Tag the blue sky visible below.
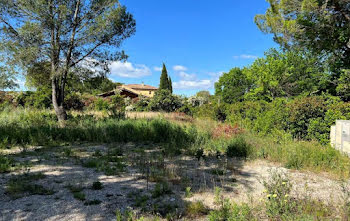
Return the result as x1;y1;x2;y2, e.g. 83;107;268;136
109;0;277;96
16;0;276;96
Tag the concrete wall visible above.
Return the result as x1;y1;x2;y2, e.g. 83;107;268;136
331;120;350;154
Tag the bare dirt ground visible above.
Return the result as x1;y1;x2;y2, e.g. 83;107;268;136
0;143;347;221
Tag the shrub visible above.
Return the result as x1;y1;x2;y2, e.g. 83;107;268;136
149;89;183;112
65;93;85;110
226;137;252;158
286;96;326;140
0;155;14;173
134;96;150;111
23;87;52;109
94;97;109;111
92;181;103;190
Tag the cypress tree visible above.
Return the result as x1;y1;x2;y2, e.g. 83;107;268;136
168;76;173;93
159;63;169;90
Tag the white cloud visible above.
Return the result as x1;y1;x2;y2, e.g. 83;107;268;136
178;71;196;81
153;66;162;72
109;61;151;78
233;54;258;59
173;80;213;90
173;65;188;71
173;70;224;90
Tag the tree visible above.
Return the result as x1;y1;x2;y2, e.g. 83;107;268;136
159;63;170;91
0;71;17;90
26;62;120;95
215;67;251;103
336;69;350;101
0;0;136;123
168;76;173;94
244;49;328;101
255;0;350;72
149;89;182;112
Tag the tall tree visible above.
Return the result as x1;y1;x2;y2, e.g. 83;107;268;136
215;67;251;103
159;63;170;90
255;0;350;72
0;0;136;123
0;72;17;90
168;76;173;94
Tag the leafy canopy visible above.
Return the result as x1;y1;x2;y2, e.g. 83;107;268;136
255;0;350;71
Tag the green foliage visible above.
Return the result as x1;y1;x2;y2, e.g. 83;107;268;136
152;182;172;198
94;98;109;111
0;71;17;90
149;89;182;112
255;0;350;93
185;186;193;198
287;96;326;140
263;171;293;218
159;63;172;92
225;137;252;158
0;0;136;120
208;199;254;221
134;96;150;111
337;69;350;101
23;87;52;109
0;155;14;173
215;67;251;103
185;201;208;218
0;109;198;151
215;49;328;102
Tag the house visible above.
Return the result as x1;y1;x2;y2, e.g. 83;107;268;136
98;83;158;99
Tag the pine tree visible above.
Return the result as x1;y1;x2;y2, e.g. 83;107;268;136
159;63;169;90
168;76;173;94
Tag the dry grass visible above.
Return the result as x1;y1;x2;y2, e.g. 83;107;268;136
126;111;193;122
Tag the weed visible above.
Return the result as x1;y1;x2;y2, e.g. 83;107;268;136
226;137;252;158
0;155;14;173
6;172;54;198
185;186;193;198
214;187;223;205
73;192;86;201
62;147;73;157
208;200;254;221
84;199;101;205
263;170;293;218
152;182;172;198
185;201;208;218
92;181;103;190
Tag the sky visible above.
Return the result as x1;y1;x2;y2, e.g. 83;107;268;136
17;0;277;96
109;0;277;96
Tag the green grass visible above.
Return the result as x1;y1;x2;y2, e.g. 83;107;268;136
1;108;350;179
185;201;208;218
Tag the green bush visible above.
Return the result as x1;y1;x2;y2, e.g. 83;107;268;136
94;97;109;111
226;137;252;158
149;89;182;112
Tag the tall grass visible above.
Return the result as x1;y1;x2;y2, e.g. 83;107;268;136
1;108;349;178
0;108;197;150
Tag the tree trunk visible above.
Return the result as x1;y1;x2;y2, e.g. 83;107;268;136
52;76;67;126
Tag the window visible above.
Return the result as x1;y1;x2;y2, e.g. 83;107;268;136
149;91;152;95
